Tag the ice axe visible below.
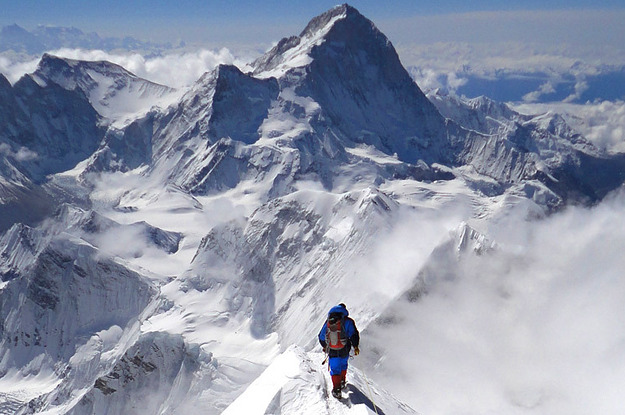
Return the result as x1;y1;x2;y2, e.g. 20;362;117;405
321;346;329;365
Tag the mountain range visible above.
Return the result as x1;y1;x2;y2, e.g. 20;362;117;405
1;4;624;414
0;23;174;55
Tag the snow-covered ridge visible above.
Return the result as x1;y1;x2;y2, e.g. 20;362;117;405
222;346;417;415
33;53;180;127
0;67;104;181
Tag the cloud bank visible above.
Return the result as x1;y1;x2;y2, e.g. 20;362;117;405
0;47;246;88
361;186;625;414
387;10;625;102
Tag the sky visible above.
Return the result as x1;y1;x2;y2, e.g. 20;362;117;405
1;0;624;48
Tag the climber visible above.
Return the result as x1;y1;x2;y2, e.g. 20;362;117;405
318;303;360;399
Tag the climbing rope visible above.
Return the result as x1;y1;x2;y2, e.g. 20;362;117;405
352;351;379;415
361;369;380;415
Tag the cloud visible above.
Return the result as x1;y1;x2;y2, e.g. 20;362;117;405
390;10;625;100
0;53;41;84
385;9;625;60
0;143;38;161
361;186;625;414
563;79;590;103
522;81;557;103
400;40;621;79
46;47;242;88
1;47;246;88
408;67;468;93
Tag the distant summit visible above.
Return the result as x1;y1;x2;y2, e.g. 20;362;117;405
0;23;174;55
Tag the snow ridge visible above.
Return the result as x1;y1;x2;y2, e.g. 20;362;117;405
223;346;417;415
34;53;178;127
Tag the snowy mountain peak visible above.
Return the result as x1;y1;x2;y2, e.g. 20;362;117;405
37;53;132;79
305;3;389;49
252;3;448;165
252;4;386;79
298;3;356;38
4;5;625;415
0;24;44;54
33;53;177;127
1;23;28;37
0;23;172;55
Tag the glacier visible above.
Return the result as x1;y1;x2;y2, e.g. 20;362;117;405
1;4;625;414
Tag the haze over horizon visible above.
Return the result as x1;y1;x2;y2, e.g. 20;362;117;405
1;1;623;54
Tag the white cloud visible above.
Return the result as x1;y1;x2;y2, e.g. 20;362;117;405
46;47;242;88
446;71;468;91
388;10;625;101
1;47;246;88
0;53;41;84
398;40;621;80
385;9;625;64
0;143;38;161
408;66;468;94
563;79;590;103
363;186;625;414
522;81;557;103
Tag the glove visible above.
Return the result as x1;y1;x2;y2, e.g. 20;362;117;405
354;347;360;356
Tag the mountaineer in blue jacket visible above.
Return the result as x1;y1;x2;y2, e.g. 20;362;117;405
318;303;360;398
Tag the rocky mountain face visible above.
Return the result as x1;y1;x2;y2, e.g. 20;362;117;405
428;89;625;204
0;70;103;182
0;66;104;231
253;5;450;165
1;4;625;415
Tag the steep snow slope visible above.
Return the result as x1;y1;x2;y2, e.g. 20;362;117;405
0;179;54;232
32;4;621;210
0;233;159;413
0;68;103;228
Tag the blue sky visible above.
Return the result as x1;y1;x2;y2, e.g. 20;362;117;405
2;0;624;22
1;0;624;47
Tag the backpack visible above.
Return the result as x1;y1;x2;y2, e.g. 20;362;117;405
326;313;348;350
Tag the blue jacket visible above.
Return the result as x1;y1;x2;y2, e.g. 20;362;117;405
318;304;360;357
